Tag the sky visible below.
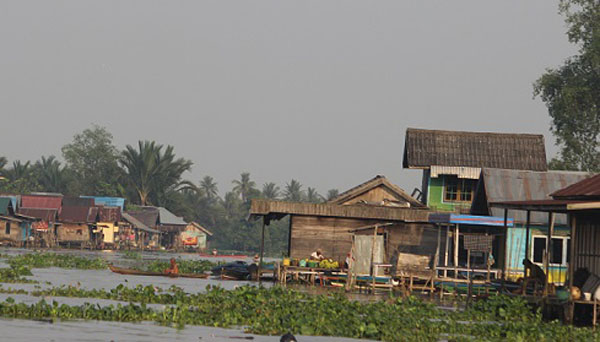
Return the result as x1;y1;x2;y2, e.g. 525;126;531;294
0;1;577;197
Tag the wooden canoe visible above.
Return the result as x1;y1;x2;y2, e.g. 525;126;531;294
109;265;209;279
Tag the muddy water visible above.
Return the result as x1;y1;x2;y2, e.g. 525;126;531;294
0;248;371;341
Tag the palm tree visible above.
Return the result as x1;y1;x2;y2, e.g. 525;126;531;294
262;182;280;200
306;187;322;203
120;140;193;205
200;176;219;201
4;160;32;181
35;156;69;193
283;179;304;202
0;157;7;180
232;172;256;202
326;189;340;201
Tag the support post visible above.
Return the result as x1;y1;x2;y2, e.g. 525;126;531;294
259;217;266;284
568;214;577;323
525;210;531;270
434;224;441;274
444;225;450;278
454;224;459;278
502;208;508;284
545;212;556;296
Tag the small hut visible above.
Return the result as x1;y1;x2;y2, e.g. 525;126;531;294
178;222;213;251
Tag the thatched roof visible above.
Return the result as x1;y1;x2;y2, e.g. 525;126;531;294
402;128;547;171
327;175;425;208
249;199;431;222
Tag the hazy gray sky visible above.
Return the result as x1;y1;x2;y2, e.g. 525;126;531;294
0;1;575;196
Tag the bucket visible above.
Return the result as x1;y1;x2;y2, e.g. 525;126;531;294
283;258;290;266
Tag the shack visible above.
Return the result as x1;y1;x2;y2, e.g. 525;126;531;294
18;208;59;247
403;128;548;212
95;206;122;247
250;176;436;276
57;205;98;247
0;197;33;246
178;222;213;250
121;212;161;249
472;168;589;283
126;206;186;249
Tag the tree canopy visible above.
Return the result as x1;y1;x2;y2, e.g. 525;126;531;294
535;0;600;171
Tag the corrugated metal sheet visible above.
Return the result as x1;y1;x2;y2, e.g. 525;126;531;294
476;168;589;225
403;128;547;171
21;195;63;210
429;213;513;227
18;208;58;222
99;207;121;222
63;197;94;207
0;198;12;216
430;166;481;179
59;206;97;223
80;196;125;210
158;207;187;225
126;210;159;228
551;173;600;199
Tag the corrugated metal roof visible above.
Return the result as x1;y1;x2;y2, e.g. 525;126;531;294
80;196;125;210
126;210;159;228
551;173;600;199
21;194;63;210
158;207;187;225
18;208;58;222
430;166;481;179
473;168;590;225
63;197;94;207
99;207;121;222
0;198;13;216
402;128;547;171
59;206;97;223
121;212;161;234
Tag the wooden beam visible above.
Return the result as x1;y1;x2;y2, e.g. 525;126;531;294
454;224;459;278
568;214;577;323
525;210;531;267
502;208;508;282
545;212;556;296
259;218;266;283
566;202;600;211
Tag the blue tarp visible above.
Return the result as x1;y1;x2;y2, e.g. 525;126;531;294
429;213;514;227
80;196;125;210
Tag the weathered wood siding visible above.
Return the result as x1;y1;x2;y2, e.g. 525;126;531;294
573;212;600;276
339;185;411;206
289;215;381;262
57;223;90;243
0;220;22;243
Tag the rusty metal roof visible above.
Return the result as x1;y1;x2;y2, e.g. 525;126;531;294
126;210;159;228
402;128;547;171
98;206;121;222
63;196;94;207
21;194;63;211
472;168;590;225
551;173;600;199
18;208;58;222
59;206;98;223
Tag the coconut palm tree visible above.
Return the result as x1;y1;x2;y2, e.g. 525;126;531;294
120;140;193;205
232;172;257;202
283;179;304;202
306;187;322;203
34;156;69;193
200;176;219;201
262;182;280;200
4;160;32;181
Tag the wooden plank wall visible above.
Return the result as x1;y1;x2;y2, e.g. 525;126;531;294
339;186;408;205
289;216;381;262
0;220;22;243
57;223;90;242
574;213;600;276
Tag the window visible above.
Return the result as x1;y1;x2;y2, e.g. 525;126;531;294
531;235;570;266
444;176;475;202
5;222;10;235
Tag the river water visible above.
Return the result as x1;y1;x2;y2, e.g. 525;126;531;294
0;248;371;342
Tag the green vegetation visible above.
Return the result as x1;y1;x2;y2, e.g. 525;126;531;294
5;253;108;270
0;284;596;341
535;0;600;171
0;267;36;284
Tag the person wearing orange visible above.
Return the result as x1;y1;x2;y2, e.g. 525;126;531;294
164;258;179;275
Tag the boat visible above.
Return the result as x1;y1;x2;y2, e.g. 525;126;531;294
109;265;209;279
211;261;255;280
198;254;248;258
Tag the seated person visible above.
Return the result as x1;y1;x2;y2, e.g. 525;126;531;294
164;258;179;275
310;248;325;261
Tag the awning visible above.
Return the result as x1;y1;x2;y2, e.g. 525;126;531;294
429;213;513;227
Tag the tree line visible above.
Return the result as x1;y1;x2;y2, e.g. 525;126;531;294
0;125;340;255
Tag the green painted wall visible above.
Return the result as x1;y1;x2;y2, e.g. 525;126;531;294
426;176;471;212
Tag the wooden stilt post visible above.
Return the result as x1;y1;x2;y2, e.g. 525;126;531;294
568;214;577;323
525;210;531;273
444;225;450;278
454;224;459;278
259;217;266;284
502;209;508;290
545;212;555;296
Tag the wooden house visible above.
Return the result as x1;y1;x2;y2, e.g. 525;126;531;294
0;197;33;247
57;205;98;247
250;176;438;276
121;212;161;249
403;128;548;213
95;206;122;247
178;222;213;250
18;193;64;248
126;206;187;249
471;168;589;283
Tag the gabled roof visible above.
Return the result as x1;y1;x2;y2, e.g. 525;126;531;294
158;207;187;225
402;128;547;171
471;168;589;225
21;194;63;211
18;208;58;222
121;212;161;234
59;206;98;223
188;222;213;236
98;206;121;222
327;175;425;208
0;197;14;216
551;173;600;199
126;210;159;228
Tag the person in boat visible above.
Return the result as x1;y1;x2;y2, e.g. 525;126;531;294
310;248;325;261
253;254;260;264
212;248;218;256
280;333;297;342
164;258;179;275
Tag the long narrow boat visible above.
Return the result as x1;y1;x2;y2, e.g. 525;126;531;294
109;265;209;279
